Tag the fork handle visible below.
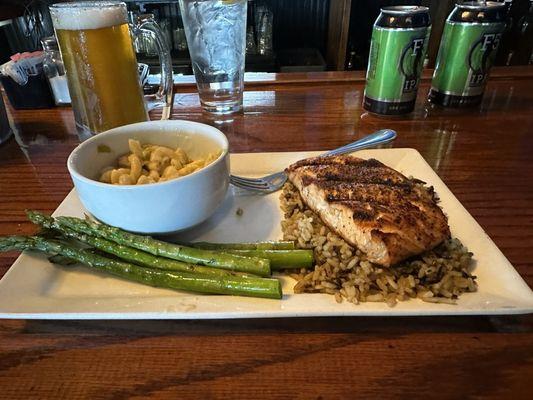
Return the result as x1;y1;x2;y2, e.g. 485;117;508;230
322;129;397;157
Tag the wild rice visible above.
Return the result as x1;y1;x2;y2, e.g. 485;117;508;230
280;182;477;306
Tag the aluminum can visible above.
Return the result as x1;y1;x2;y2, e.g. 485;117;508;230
428;1;507;107
363;6;431;115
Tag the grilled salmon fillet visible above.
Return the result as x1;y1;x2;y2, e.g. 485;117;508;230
285;155;450;267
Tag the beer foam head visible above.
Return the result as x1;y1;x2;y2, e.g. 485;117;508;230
50;1;127;30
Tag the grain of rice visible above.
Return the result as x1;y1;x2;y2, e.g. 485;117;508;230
366;293;384;302
335;292;343;303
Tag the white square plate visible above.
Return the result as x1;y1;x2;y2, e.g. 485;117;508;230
1;148;532;319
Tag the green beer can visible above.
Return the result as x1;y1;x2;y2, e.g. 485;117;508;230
363;6;431;115
429;1;507;107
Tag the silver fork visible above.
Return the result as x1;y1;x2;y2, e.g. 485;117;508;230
230;128;397;193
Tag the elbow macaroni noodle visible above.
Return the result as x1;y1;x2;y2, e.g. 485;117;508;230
99;139;221;185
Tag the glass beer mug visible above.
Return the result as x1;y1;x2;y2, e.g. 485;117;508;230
49;1;173;139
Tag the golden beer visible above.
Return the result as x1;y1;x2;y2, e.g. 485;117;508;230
51;2;147;135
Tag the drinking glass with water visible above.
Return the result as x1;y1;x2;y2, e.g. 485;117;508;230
179;0;247;114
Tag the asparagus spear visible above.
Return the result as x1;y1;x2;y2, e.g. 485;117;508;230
48;254;77;265
27;211;252;278
220;249;313;270
49;215;271;277
191;241;295;250
189;240;312;268
0;236;282;299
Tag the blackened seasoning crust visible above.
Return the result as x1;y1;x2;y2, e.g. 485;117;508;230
286;155;451;266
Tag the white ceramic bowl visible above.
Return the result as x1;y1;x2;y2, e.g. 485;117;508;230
67;120;230;234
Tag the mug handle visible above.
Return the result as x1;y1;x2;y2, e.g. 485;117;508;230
133;15;173;120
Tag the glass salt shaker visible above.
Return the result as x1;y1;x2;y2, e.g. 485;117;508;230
41;36;71;106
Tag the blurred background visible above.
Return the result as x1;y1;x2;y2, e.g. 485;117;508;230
0;0;531;76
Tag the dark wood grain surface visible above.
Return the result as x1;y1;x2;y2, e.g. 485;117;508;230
1;67;532;399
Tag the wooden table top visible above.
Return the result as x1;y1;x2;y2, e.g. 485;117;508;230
1;67;532;399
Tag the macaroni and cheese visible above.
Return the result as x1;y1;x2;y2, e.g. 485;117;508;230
99;139;221;185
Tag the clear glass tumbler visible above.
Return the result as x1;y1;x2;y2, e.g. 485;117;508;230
179;0;247;114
